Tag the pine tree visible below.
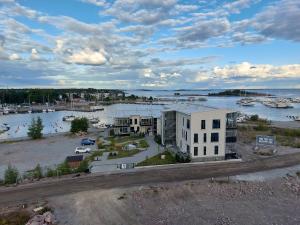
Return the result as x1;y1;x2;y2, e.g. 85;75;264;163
27;116;44;139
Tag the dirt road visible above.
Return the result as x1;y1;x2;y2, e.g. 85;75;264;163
1;152;300;206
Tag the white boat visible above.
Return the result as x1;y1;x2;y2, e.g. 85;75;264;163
0;123;10;132
42;109;47;113
63;115;76;122
47;109;55;112
89;117;100;124
92;122;107;129
28;110;32;114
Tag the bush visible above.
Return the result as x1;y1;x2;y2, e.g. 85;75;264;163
254;123;269;131
109;129;115;136
250;114;259;121
76;160;89;173
56;161;71;175
27;116;44;139
33;164;43;179
70;117;89;133
4;164;19;184
46;168;56;177
154;135;162;144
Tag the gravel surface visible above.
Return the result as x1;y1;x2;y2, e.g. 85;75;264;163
49;177;300;225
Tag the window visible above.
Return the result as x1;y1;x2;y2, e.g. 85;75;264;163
183;117;184;126
214;146;219;155
130;119;133;125
203;146;206;155
194;133;198;143
213;119;221;129
211;133;219;142
203;133;207;143
194;147;198;156
187;145;190;154
201;120;206;129
134;119;137;125
187;119;190;129
185;131;187;141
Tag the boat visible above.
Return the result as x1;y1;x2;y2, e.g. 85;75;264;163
0;123;10;132
28;110;32;114
92;122;107;129
47;109;55;112
237;98;255;106
42;109;47;113
89;117;99;124
63;115;76;122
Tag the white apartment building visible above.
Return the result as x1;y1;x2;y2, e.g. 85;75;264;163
161;104;237;161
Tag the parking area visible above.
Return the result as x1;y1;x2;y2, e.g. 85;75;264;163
0;133;98;179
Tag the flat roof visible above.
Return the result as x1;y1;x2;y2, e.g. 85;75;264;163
161;103;232;115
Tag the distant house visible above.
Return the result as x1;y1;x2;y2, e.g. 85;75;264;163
66;155;83;169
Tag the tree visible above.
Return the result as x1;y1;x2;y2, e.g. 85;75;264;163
70;117;89;133
33;164;43;179
4;164;19;184
27;116;44;139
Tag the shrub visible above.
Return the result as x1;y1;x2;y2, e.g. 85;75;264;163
250;114;259;121
109;129;115;136
154;135;162;144
76;160;89;173
33;164;43;179
70;117;89;133
46;168;56;177
254;123;268;131
4;164;19;184
27;116;44;139
56;161;71;175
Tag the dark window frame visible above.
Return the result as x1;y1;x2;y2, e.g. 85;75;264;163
194;147;198;156
203;133;207;143
194;133;198;143
211;132;219;142
201;120;206;129
212;119;221;129
203;146;207;155
214;145;219;155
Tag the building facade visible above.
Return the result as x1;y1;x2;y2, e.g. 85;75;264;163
113;115;159;136
161;104;237;161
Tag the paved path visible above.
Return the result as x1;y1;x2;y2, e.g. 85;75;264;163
91;136;164;173
1;152;300;206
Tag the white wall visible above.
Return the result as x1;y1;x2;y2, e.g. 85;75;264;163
189;109;227;159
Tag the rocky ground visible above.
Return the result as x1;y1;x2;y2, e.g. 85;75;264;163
48;176;300;225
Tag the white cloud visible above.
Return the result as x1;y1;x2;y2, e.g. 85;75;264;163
66;48;108;65
9;53;21;60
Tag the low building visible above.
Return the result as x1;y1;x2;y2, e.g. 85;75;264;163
66;155;83;169
161;104;237;162
113;115;159;136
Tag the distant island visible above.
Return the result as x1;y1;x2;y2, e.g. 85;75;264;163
208;89;272;97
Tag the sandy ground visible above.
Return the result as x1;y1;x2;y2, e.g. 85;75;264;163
49;177;300;225
0;133;98;179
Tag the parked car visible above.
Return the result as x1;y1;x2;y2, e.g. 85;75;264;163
81;138;96;145
75;147;91;154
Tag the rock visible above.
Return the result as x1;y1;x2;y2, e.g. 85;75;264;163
43;211;55;224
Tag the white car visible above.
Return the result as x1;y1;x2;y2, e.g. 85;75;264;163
75;147;91;154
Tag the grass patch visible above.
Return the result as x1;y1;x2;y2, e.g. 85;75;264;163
0;211;31;225
86;151;104;162
138;139;149;148
238;126;300;148
137;151;176;167
107;149;141;159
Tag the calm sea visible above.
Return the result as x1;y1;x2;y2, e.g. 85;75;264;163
0;89;299;140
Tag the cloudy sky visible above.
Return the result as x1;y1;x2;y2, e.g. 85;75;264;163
0;0;300;89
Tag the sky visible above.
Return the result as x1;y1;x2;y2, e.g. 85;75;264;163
0;0;300;89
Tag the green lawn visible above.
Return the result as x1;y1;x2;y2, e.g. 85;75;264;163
107;149;141;159
108;135;144;144
137;151;176;167
86;151;104;162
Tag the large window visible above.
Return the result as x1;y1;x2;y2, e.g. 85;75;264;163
187;145;190;154
214;146;219;155
134;119;138;125
212;119;220;129
187;119;190;129
211;133;219;142
201;120;206;129
203;133;207;143
194;147;198;156
183;117;184;126
185;131;187;141
203;146;206;155
194;133;198;143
